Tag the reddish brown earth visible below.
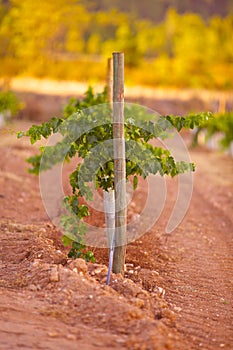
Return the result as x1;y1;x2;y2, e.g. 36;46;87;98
0;121;232;350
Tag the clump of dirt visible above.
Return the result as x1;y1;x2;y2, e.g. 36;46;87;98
0;220;179;350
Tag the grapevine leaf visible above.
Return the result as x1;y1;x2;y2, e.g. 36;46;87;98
62;235;72;246
133;175;138;190
17;131;24;138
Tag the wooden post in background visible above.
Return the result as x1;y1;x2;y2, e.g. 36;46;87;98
112;52;127;275
107;57;113;105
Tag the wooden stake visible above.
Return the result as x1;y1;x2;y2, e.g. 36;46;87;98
112;52;127;275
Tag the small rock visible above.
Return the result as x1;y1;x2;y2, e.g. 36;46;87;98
94;267;107;274
130;202;136;209
157;287;166;297
174;306;182;312
28;284;37;291
66;334;77;340
68;258;88;274
152;270;159;276
49;266;59;282
48;332;58;337
32;259;41;266
125;263;134;268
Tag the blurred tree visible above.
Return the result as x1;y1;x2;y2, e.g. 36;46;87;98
1;0;89;68
207;15;233;63
0;0;9;56
0;1;232;88
86;34;101;54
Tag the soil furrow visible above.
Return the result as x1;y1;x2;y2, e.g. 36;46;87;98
160;156;233;349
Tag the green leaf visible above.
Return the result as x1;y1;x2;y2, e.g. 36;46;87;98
133;175;138;190
62;235;72;246
85;251;95;262
17;131;24;138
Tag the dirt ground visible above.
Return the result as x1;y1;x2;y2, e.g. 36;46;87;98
0;119;232;350
8;77;232;121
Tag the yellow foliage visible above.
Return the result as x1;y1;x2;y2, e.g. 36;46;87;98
0;2;232;89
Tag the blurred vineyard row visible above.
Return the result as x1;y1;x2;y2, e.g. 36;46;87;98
0;0;232;89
